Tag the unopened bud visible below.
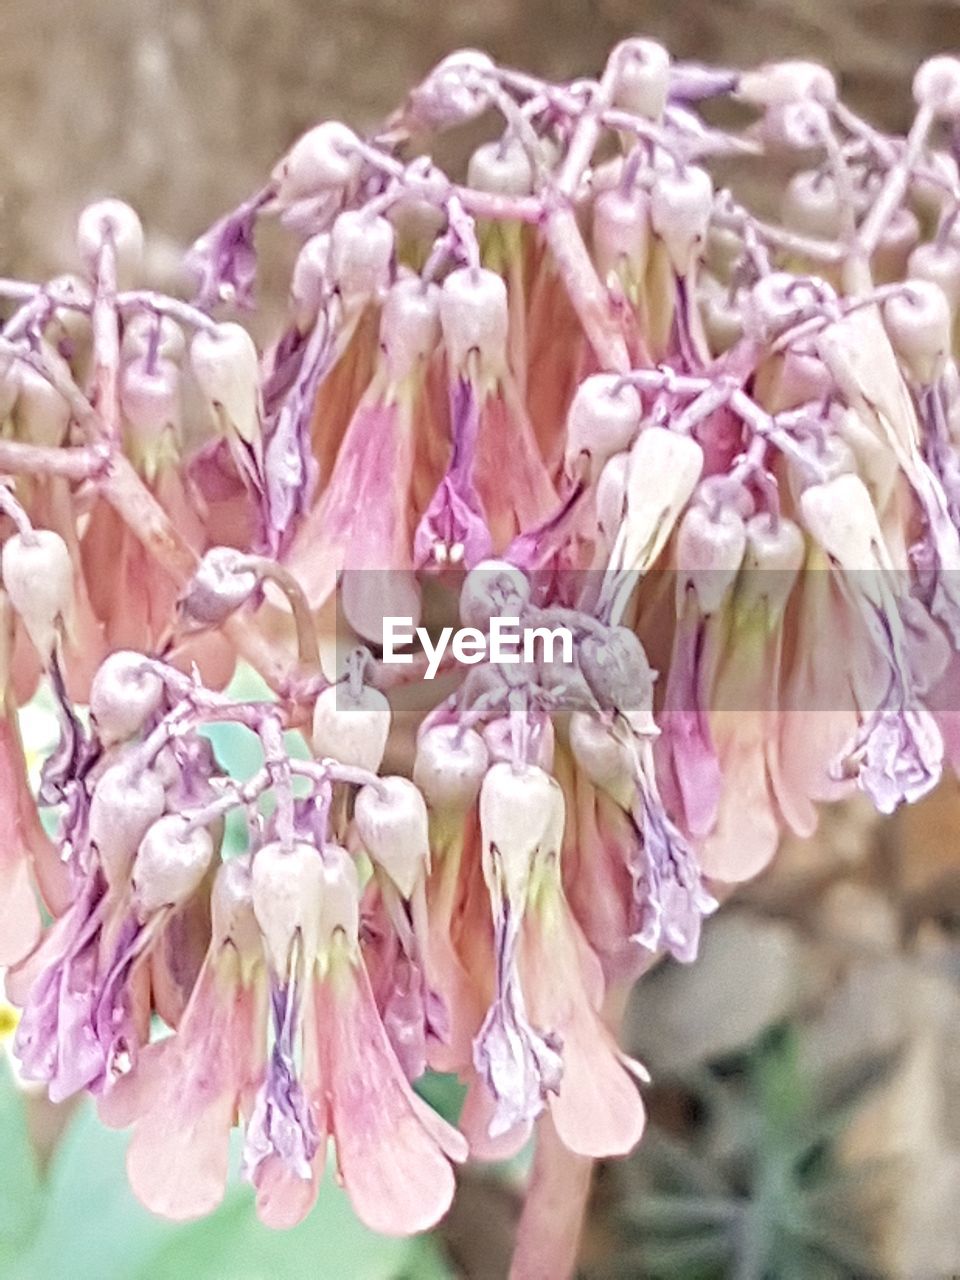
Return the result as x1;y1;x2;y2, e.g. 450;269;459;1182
1;529;73;661
380;278;440;383
479;760;564;904
291;234;331;327
907;241;960;314
318;843;360;949
330;211;394;299
89;764;166;886
179;546;258;628
565;375;642;477
311;683;391;773
677;501;747;614
13;360;72;447
467;138;535;196
408;49;494;128
872;207;920;283
620;427;704;572
913;56;960;118
413;723;489;813
439;267;509;371
799;473;888;571
737;512;806;615
354;776;429;897
120;356;181;444
738;60;836;107
459;559;530;630
190;322;261;445
132;815;214;917
76;199;144;283
884;281;953;383
650;166;713;274
781;170;843;239
569;711;633;793
595;450;630;546
482;715;555;771
211;856;261;959
250;839;323;972
121;312;186;361
273;122;362;203
610;38;670;119
90;650;165;745
592;187;651;282
743;272;835;343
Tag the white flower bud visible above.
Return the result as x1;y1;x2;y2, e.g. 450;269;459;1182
884;281;953;384
781;170;843;239
459;559;530;630
190;322;261;446
330;211;394;300
273;121;363;203
132;815;214;917
872;207;920;283
592;187;651;282
565;375;642;477
413;723;489;812
677;501;747;614
913;56;960;118
482;716;555;772
738;60;836;107
90;650;165;745
467;139;535;196
179;546;258;628
211;856;262;958
738;513;806;614
250;839;323;972
311;683;391;773
88;764;166;886
618;428;704;572
1;529;73;661
650;166;713;274
13;361;72;447
119;356;181;441
479;760;564;905
76;199;144;282
121;312;186;362
291;233;331;326
742;272;835;343
610;38;670;119
317;843;360;949
380;278;440;383
907;241;960;314
700;282;744;355
799;473;890;572
439;267;509;371
354;776;429;898
409;49;495;128
569;711;633;794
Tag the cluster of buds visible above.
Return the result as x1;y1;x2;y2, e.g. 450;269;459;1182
2;36;960;1266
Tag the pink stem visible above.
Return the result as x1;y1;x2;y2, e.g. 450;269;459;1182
509;1113;594;1280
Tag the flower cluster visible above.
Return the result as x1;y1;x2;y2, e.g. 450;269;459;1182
1;36;960;1256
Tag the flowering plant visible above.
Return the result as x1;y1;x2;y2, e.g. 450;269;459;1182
2;38;960;1277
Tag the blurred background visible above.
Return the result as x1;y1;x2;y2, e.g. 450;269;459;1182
2;2;960;1277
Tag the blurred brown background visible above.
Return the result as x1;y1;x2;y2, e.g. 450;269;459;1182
3;2;960;1276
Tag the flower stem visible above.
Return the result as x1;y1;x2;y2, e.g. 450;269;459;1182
509;1113;594;1280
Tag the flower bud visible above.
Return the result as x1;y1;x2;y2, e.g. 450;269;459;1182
413;722;489;812
592;187;652;282
190;322;261;446
330;211;394;300
250;839;323;972
759;100;830;152
467;139;535;196
273;122;362;203
883;281;952;383
595;450;630;546
743;272;835;343
13;361;72;447
479;760;564;904
564;375;642;477
872;207;920;283
408;49;494;128
677;501;747;614
311;683;391;773
738;60;836;107
909;151;960;222
179;546;258;628
1;529;73;661
739;513;806;614
121;312;186;362
907;241;960;314
650;166;713;274
354;776;429;898
211;856;262;958
781;170;843;239
76;199;144;282
569;711;633;793
318;843;360;949
132;815;214;917
610;38;670;119
291;233;331;327
88;764;166;886
380;278;440;383
620;427;704;572
579;626;656;722
119;356;181;443
459;559;530;630
913;56;960;118
439;267;509;371
772;349;833;412
700;287;744;355
90;650;165;745
799;473;888;571
482;715;555;771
